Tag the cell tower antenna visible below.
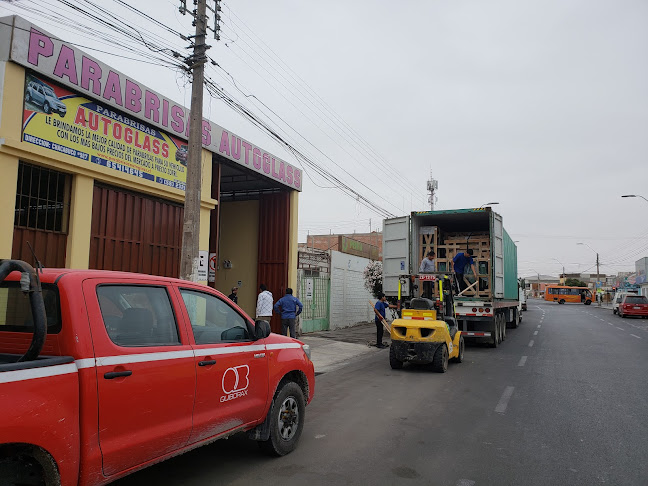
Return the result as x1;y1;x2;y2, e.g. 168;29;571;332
427;170;438;210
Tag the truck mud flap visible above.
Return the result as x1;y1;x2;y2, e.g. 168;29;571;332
391;341;441;363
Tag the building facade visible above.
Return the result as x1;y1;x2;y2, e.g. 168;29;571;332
0;16;301;331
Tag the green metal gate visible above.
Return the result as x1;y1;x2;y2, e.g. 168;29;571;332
299;274;330;333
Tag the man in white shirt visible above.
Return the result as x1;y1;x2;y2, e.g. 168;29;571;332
256;284;274;322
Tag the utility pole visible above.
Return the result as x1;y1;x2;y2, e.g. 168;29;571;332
178;0;221;281
596;252;601;307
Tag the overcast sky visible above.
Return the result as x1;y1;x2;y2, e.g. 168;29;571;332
2;0;647;278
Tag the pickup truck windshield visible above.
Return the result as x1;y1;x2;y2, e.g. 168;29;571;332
0;283;61;333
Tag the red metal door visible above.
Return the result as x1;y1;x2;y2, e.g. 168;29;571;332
257;192;290;334
89;184;183;277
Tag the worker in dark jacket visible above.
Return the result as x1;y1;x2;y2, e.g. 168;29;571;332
273;288;303;338
374;292;396;348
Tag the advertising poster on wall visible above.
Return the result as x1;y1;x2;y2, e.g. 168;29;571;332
22;73;188;191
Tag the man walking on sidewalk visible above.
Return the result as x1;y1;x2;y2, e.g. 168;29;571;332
374;292;396;348
274;288;303;338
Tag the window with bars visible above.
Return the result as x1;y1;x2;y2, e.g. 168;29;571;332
14;162;71;233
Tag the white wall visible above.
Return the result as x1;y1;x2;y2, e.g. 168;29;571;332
329;251;375;330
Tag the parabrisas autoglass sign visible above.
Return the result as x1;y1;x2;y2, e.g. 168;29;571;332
8;17;302;191
23;74;187;190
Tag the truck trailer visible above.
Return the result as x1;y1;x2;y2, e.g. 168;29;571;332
383;208;520;347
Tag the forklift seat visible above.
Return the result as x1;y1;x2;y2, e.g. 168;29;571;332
409;298;435;310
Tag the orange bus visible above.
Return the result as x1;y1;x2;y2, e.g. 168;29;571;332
544;286;593;305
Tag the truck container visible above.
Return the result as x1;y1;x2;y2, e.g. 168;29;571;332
383;208;520;347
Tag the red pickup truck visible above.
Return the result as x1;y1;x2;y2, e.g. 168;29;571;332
0;260;315;486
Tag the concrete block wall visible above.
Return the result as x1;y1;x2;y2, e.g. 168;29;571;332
329;251;375;329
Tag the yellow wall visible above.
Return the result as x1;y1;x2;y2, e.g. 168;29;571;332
288;191;299;290
215;200;259;317
0;153;18;259
0;61;216;269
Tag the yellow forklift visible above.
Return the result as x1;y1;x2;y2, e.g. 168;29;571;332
389;273;464;372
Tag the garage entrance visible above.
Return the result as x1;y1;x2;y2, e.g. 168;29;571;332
214;158;293;334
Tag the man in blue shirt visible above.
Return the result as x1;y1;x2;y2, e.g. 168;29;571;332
374;292;396;348
273;288;303;338
453;249;478;293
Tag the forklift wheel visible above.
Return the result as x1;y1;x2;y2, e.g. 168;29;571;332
432;344;448;373
451;336;464;363
389;345;403;369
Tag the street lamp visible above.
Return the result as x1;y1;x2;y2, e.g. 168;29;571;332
621;194;648;204
479;202;499;208
577;242;600;307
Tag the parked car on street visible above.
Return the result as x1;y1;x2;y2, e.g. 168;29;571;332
25;80;67;117
0;260;315;486
617;294;648;318
612;290;638;314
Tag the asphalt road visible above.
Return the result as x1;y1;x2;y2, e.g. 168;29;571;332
114;300;648;485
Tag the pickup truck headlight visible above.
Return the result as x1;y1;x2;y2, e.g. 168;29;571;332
302;344;311;360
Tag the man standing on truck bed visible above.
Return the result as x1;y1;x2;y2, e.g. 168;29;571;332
453;249;478;293
419;250;436;298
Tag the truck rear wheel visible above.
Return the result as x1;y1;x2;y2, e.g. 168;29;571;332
432;344;448;373
389;345;403;369
259;382;305;456
490;317;499;348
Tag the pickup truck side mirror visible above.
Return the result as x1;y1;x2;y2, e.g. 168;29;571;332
254;320;271;340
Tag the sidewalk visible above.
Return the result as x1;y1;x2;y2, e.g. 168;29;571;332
300;322;390;374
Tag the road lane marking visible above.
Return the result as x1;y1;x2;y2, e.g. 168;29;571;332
518;356;528;367
495;386;515;414
528;340;534;347
616;327;625;331
537;325;541;328
533;331;538;335
608;323;613;326
630;334;641;339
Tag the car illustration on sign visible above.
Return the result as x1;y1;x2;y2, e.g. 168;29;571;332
176;144;188;165
25;79;67;118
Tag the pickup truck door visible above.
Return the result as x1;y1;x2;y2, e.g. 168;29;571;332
176;287;269;444
85;280;195;477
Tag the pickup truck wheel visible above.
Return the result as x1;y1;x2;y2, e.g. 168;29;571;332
613;309;617;314
259;382;305;456
0;456;45;486
432;344;448;373
389;345;403;369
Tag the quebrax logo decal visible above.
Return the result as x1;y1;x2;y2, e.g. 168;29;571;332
221;365;249;402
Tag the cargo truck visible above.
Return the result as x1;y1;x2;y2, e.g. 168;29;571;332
383;208;520;348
